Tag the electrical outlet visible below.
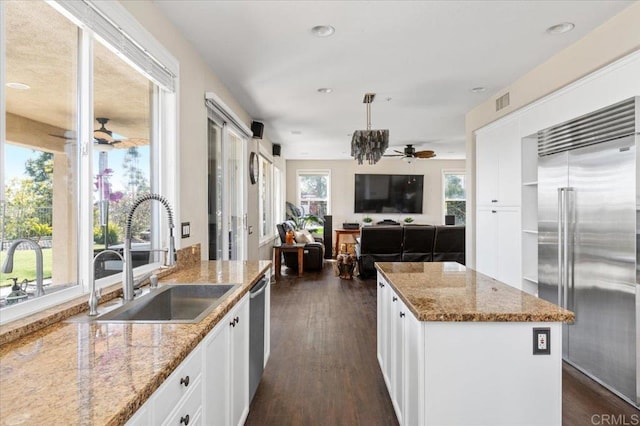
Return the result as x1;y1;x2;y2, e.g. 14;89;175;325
181;222;190;239
533;328;551;355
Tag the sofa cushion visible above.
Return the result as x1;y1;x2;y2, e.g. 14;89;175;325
294;229;315;244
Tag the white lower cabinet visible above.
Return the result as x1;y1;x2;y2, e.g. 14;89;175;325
377;273;422;426
203;293;250;426
126;293;251;426
476;206;521;289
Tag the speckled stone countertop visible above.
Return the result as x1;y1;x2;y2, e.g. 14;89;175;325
375;262;574;323
0;260;271;426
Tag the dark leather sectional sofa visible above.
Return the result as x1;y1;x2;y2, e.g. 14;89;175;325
355;224;465;278
276;221;325;271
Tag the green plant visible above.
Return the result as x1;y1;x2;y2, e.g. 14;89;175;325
403;217;414;223
93;223;121;245
363;216;373;223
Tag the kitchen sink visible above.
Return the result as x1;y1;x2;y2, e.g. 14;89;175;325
92;284;240;323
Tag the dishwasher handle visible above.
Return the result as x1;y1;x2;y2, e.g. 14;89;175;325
250;276;268;299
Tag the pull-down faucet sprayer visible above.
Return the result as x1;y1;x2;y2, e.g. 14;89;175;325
123;194;176;301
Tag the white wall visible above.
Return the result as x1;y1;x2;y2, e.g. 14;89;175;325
286;159;465;229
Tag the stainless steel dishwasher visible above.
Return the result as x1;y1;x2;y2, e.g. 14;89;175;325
249;275;268;401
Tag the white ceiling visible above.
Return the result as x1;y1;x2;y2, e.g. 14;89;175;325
153;0;633;160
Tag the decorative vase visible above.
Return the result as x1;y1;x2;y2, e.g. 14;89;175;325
285;230;295;244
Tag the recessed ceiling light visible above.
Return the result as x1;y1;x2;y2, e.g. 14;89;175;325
311;25;335;37
6;82;30;90
470;87;486;93
291;130;302;135
317;88;333;94
546;22;575;35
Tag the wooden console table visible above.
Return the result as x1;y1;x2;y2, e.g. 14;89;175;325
334;228;361;258
273;243;306;279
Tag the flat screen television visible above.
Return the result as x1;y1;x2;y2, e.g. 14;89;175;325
354;174;424;213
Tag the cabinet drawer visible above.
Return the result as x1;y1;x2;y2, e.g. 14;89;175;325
162;379;202;426
154;345;202;422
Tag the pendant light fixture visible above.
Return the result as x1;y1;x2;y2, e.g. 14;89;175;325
351;93;389;165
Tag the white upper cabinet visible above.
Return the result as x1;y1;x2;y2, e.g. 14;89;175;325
476;118;522;207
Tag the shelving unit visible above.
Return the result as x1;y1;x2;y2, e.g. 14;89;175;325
521;135;538;296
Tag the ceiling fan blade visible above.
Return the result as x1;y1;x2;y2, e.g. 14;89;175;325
48;133;69;140
415;150;436;159
383;154;403;157
94;131;115;144
393;150;404;154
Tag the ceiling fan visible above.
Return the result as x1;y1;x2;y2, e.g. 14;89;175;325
383;144;436;160
48;117;122;146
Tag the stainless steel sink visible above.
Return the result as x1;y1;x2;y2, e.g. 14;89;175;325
93;284;240;323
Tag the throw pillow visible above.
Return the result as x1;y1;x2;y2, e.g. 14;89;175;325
294;230;315;244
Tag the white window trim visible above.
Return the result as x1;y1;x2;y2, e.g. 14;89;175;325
442;169;466;220
0;0;179;324
258;152;274;245
296;169;331;215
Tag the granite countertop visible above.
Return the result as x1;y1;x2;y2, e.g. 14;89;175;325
0;260;271;426
375;262;574;323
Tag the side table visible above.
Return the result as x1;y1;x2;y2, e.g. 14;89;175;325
273;243;306;279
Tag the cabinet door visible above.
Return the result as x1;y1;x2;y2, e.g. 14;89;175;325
376;276;389;377
475;132;499;206
203;314;230;426
230;295;250;426
496;119;522;206
403;307;422;426
497;207;521;288
390;290;404;424
475;208;499;278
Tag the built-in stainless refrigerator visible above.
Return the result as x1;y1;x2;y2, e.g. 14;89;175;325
538;97;639;407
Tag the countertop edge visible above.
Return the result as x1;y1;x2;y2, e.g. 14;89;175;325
375;263;575;323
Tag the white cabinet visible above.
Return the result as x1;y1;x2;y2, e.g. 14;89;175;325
476;118;521;207
476;206;521;288
127;291;254;426
203;293;250;426
377;275;423;426
126;345;203;426
476;117;523;290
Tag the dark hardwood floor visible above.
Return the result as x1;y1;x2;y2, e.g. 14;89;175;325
246;262;639;425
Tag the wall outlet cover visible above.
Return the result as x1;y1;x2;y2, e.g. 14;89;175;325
533;327;551;355
181;222;190;239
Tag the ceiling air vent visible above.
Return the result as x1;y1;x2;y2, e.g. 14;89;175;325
495;92;510;111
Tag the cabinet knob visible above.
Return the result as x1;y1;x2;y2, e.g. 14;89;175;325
180;375;190;387
491;210;497;213
235;316;240;324
491;199;498;203
392;296;398;302
378;282;384;288
400;312;406;318
230;320;236;327
180;414;190;425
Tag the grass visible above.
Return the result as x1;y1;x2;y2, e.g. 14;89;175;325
0;248;53;287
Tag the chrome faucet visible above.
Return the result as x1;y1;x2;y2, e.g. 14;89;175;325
2;238;44;297
123;193;176;301
89;249;124;316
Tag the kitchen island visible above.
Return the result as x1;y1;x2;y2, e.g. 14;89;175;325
375;262;574;426
0;259;271;426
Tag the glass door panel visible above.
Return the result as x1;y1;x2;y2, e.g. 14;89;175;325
227;130;245;260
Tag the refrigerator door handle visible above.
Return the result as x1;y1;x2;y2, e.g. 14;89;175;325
557;188;565;308
565;188;575;311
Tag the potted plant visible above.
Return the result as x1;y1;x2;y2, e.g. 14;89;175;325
362;216;373;226
403;217;414;224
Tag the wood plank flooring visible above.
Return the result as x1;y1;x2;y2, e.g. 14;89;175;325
246;262;639;425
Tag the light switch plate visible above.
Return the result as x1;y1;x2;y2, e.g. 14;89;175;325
533;327;551;355
181;222;190;238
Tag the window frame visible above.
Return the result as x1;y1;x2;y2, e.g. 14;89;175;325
0;0;178;323
442;169;466;225
296;169;331;218
257;150;274;244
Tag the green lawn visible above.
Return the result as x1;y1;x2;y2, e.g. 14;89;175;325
0;248;53;287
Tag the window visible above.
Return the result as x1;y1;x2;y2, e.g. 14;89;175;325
443;171;466;225
296;170;330;219
1;0;177;321
273;166;283;224
258;155;272;240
